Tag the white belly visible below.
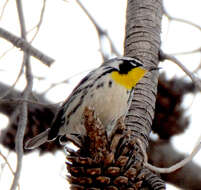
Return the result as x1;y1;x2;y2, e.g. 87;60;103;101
61;76;132;135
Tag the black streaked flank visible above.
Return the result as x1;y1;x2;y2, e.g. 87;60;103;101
75;70;94;87
109;80;112;88
48;89;88;140
64;83;94;112
48;106;66;140
66;89;88;120
96;82;104;89
48;66;116;140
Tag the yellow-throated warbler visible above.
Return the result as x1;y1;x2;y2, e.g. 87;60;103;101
25;57;150;149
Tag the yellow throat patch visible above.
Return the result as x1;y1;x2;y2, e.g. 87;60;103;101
111;67;147;90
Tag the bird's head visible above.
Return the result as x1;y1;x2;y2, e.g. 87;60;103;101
105;57;148;90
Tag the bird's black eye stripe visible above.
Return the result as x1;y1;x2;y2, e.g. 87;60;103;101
119;59;142;74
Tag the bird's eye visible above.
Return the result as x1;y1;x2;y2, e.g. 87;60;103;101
130;61;137;67
119;60;134;74
118;59;143;74
130;60;143;67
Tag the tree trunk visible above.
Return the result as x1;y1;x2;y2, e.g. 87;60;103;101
125;0;162;148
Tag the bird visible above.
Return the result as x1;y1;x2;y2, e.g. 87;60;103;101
25;57;150;149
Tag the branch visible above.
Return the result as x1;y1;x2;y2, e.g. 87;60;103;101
0;82;54;116
75;0;120;60
158;50;201;172
0;97;58;107
10;1;33;189
0;151;20;189
124;0;163;188
159;51;201;91
138;135;201;174
0;0;9;20
0;151;13;174
0;27;54;66
124;0;162;161
163;6;201;31
171;46;201;56
43;68;92;94
28;0;46;42
0;46;14;59
149;140;201;189
0;61;24;99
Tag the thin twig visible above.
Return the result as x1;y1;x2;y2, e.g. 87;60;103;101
28;0;46;42
0;0;9;20
43;68;93;94
0;151;20;189
0;97;59;107
0;151;11;177
172;47;201;56
137;134;201;173
160;51;201;91
0;151;14;175
0;62;24;99
0;0;46;60
0;27;54;66
10;1;33;190
163;7;201;31
138;50;201;173
0;46;15;59
75;0;120;59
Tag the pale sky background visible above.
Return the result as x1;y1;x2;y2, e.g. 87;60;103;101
0;0;201;189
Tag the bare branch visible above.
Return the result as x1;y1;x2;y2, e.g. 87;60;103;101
0;0;46;62
163;6;201;31
0;62;24;99
0;151;13;174
0;46;15;59
171;47;201;56
138;135;201;173
43;68;92;94
0;151;20;189
160;51;201;91
149;140;201;189
75;0;120;60
10;0;33;189
28;0;46;42
0;97;59;107
0;0;9;20
0;27;54;66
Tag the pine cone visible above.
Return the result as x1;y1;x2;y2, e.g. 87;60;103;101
66;107;165;190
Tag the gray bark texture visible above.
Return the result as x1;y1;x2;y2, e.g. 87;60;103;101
123;0;164;189
124;0;162;149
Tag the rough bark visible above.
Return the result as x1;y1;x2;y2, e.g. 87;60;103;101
124;0;162;148
124;0;163;188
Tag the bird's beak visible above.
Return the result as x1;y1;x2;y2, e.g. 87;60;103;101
148;66;161;71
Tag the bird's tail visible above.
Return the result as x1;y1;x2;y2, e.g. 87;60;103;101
24;128;50;150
